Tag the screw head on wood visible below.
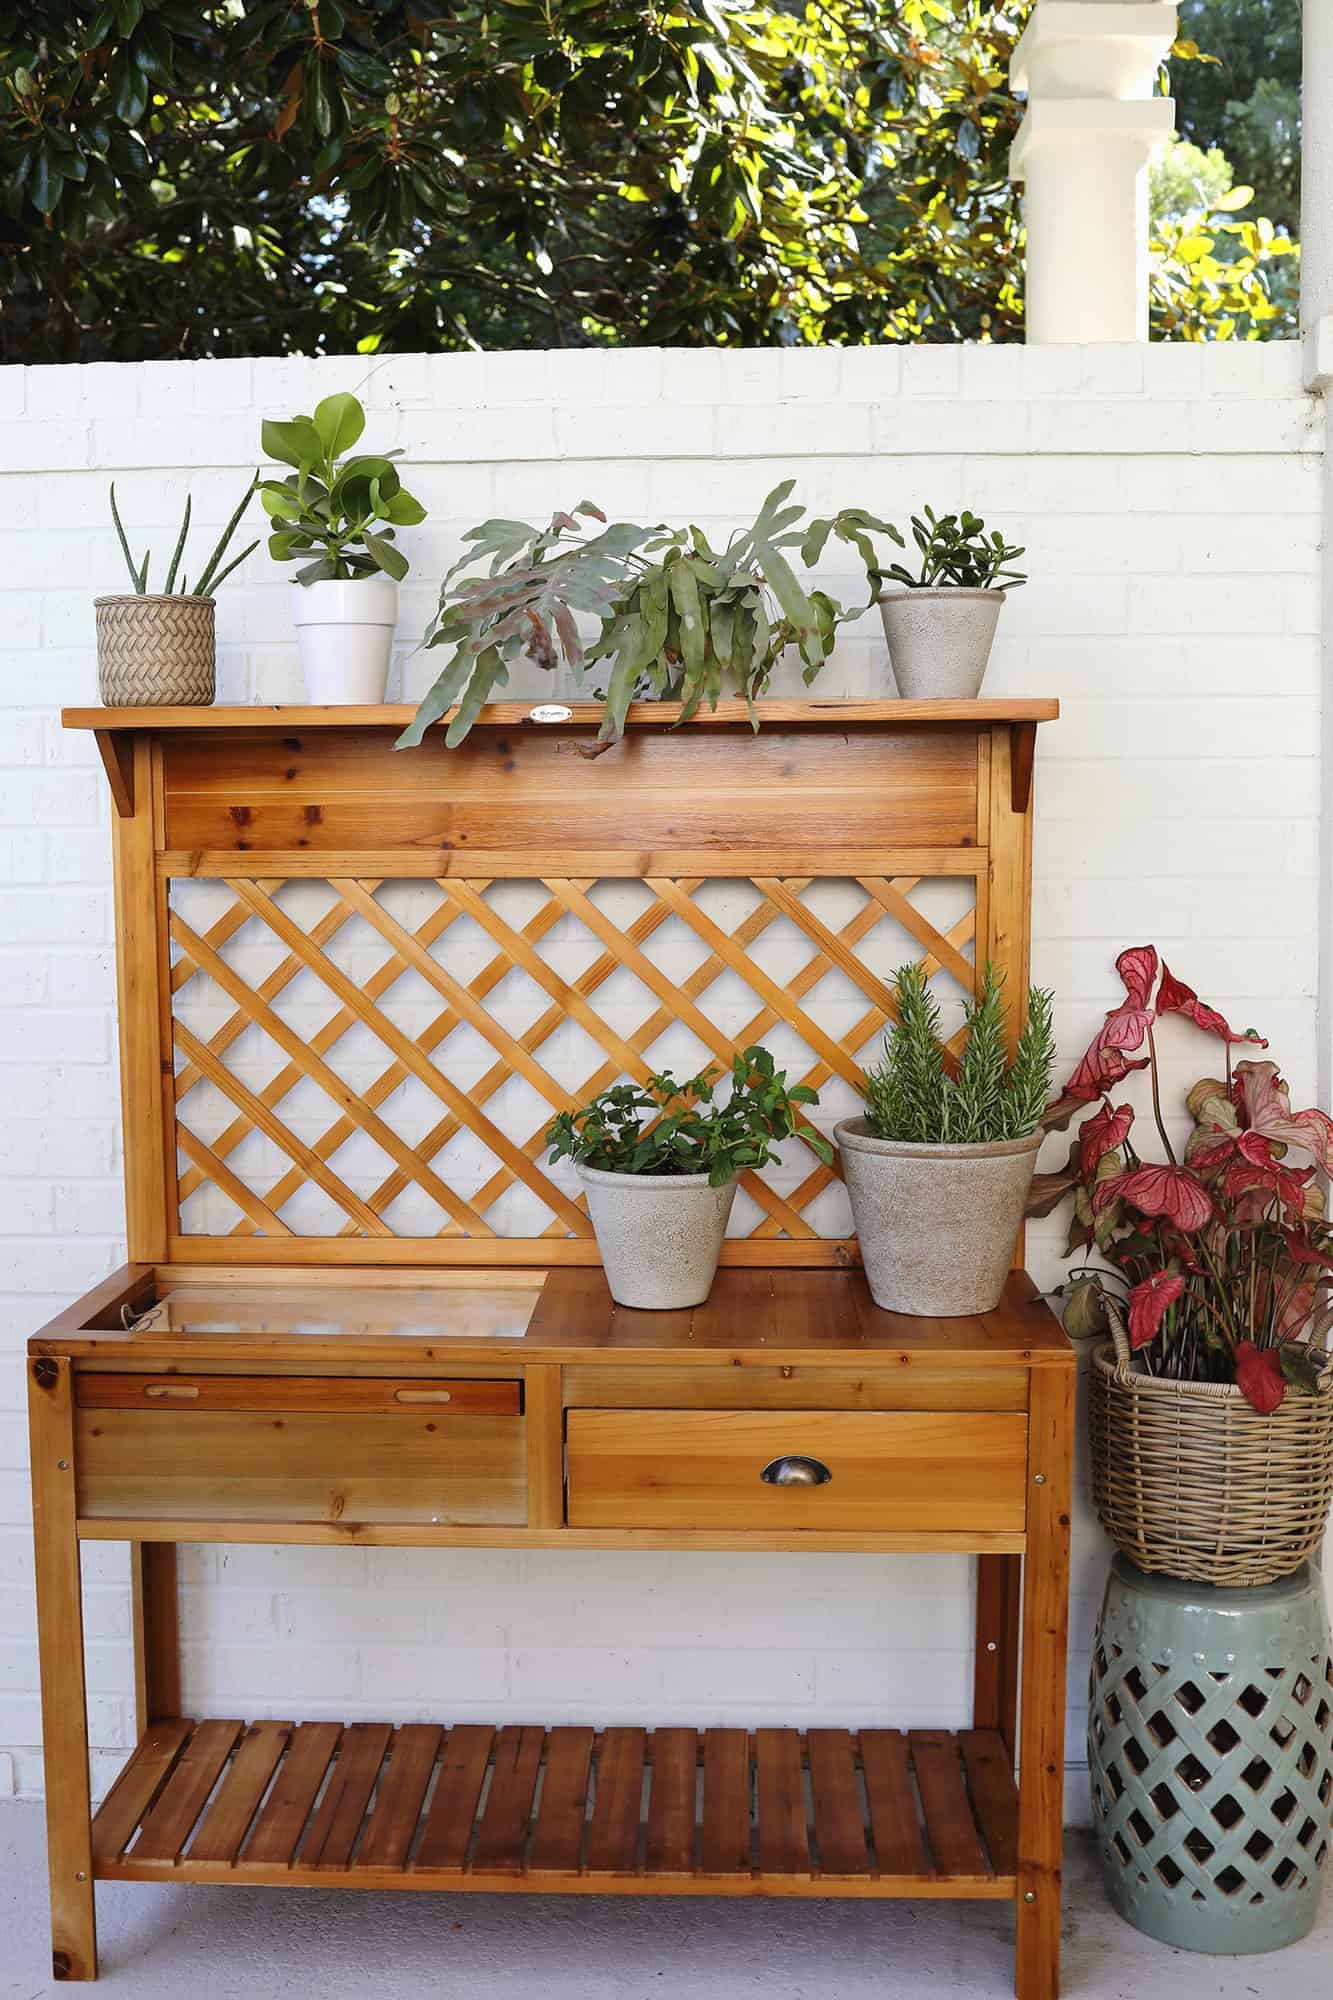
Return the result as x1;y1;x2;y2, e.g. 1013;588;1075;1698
1033;1473;1046;1486
32;1357;58;1389
58;1460;68;1471
1023;1891;1036;1904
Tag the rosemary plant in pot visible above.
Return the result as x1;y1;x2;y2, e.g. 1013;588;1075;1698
1031;945;1333;1586
546;1048;832;1310
837;963;1054;1315
877;507;1025;700
97;478;258;705
260;392;426;703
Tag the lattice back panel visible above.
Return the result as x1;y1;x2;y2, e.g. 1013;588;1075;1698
168;872;979;1256
87;707;1046;1265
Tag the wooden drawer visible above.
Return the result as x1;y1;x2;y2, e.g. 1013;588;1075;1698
74;1374;525;1526
562;1365;1029;1412
566;1409;1029;1534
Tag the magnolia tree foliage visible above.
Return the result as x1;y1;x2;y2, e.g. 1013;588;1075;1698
0;1;1297;359
1;0;1022;359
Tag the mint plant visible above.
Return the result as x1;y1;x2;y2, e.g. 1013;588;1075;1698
546;1046;833;1187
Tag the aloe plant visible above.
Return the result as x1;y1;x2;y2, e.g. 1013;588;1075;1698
398;481;897;751
109;476;259;597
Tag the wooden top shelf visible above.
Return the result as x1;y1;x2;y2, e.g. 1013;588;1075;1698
64;698;1059;734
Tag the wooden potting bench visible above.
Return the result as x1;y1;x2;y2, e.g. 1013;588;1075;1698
29;699;1072;1995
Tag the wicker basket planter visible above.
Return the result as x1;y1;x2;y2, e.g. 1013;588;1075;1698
1089;1324;1333;1588
95;594;216;705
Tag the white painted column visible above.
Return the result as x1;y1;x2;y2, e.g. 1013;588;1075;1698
1303;0;1333;340
1305;2;1333;1126
1009;2;1178;342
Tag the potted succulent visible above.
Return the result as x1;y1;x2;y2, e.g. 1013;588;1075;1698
545;1047;832;1310
1031;945;1333;1586
97;478;258;705
837;962;1055;1315
397;481;895;750
876;506;1026;700
260;391;426;703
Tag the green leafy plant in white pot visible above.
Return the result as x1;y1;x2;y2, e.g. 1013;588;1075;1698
98;479;258;705
259;392;426;703
877;507;1026;700
837;963;1054;1315
546;1048;832;1310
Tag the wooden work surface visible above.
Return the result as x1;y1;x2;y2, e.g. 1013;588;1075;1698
33;1266;1068;1369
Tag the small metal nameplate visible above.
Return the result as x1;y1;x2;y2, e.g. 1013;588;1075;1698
529;703;573;723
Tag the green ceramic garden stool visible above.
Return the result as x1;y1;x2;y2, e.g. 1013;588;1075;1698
1089;1554;1333;1954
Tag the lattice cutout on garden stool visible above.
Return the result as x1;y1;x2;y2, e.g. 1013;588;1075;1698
167;873;979;1248
1089;1635;1333;1912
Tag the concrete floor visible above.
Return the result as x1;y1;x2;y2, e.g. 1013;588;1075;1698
1;1803;1325;1999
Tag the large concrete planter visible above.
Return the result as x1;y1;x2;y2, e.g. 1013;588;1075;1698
835;1119;1041;1316
576;1164;738;1309
877;588;1005;700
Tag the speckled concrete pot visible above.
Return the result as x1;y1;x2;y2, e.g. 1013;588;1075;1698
835;1119;1042;1316
877;588;1005;700
576;1165;739;1309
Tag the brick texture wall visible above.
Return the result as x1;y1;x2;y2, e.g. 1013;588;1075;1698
0;341;1323;1814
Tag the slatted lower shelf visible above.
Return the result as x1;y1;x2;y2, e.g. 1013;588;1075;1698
91;1719;1018;1899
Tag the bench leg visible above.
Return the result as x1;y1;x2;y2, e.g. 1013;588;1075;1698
1015;1367;1074;2000
974;1553;1021;1757
29;1357;98;1981
131;1543;181;1731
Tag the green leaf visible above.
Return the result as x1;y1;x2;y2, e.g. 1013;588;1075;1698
445;645;507;748
261;416;323;474
378;486;427;526
313;391;365;459
362;529;409;580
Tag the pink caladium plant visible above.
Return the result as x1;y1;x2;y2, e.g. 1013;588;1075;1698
1028;947;1333;1413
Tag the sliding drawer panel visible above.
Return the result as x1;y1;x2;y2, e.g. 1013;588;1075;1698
563;1366;1029;1413
75;1375;524;1525
566;1409;1028;1534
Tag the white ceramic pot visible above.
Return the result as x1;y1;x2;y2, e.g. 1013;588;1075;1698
576;1164;738;1310
835;1118;1042;1317
877;588;1005;700
290;576;398;702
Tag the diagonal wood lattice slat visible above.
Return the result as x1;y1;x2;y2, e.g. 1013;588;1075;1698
169;876;978;1252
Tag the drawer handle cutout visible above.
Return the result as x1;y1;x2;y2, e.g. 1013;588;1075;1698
393;1389;454;1405
144;1384;199;1401
760;1455;832;1487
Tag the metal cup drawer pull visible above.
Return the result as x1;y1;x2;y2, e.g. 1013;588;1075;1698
760;1454;832;1487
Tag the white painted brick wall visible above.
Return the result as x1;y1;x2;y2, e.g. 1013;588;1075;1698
0;342;1325;1817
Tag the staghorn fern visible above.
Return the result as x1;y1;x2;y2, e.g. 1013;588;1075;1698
397;481;900;753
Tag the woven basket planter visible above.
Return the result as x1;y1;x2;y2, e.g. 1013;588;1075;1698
1090;1324;1333;1588
95;594;216;705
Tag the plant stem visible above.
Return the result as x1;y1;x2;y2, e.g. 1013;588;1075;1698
1145;1024;1177;1165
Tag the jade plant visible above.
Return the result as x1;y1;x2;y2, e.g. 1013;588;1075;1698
109;477;259;597
259;391;426;584
546;1046;834;1187
879;506;1026;591
864;962;1055;1145
398;481;896;751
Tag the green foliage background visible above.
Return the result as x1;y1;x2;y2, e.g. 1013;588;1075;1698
0;0;1302;362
